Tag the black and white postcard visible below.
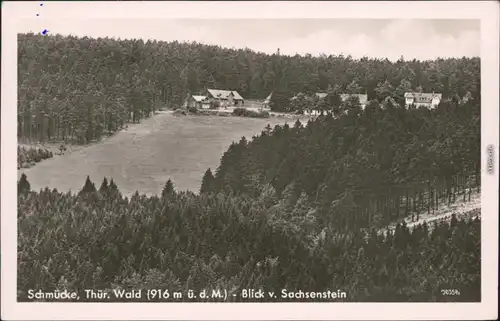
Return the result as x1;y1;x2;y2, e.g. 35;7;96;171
1;1;498;320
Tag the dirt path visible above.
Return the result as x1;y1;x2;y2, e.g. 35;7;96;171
379;190;481;235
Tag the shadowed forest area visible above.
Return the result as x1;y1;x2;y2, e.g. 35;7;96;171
17;33;481;302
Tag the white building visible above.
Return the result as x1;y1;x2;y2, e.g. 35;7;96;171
404;92;442;109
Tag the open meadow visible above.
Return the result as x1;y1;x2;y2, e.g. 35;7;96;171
17;112;290;196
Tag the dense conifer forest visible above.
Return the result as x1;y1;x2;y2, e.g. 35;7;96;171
17;33;481;302
19;33;479;143
18;175;480;302
208;99;480;230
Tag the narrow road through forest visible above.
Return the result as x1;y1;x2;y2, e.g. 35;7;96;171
379;190;481;235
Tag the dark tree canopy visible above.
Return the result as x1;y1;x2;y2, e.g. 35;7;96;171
18;173;31;195
17;177;481;302
80;175;97;194
200;168;215;194
161;179;175;198
210;98;480;229
18;33;480;144
99;177;109;194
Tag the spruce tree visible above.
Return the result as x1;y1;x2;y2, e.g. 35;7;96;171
200;169;215;194
450;213;458;228
109;179;118;191
269;88;291;112
162;179;175;198
108;178;121;198
80;175;97;194
344;96;363;116
18;173;31;196
99;177;109;194
293;119;302;130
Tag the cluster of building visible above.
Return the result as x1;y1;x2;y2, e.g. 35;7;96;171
185;88;443;114
404;92;442;108
185;89;245;109
286;91;441;115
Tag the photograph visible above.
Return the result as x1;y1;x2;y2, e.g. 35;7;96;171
2;1;498;320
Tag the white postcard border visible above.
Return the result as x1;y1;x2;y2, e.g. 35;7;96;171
2;1;498;320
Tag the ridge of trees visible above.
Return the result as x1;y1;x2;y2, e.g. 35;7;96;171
17;33;481;302
18;33;479;144
208;98;480;229
18;175;480;302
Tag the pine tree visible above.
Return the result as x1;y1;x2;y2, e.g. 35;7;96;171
99;177;109;194
107;178;121;198
375;80;394;101
109;178;118;192
80;175;97;194
162;179;175;198
18;173;31;195
290;93;308;114
450;213;458;228
200;169;215;194
325;89;342;116
293;119;302;130
343;96;363;116
269;88;292;112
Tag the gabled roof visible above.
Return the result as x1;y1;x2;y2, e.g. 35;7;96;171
191;95;207;102
340;94;368;105
207;89;232;99
206;89;244;100
290;92;305;100
404;92;442;103
232;91;244;100
315;92;328;99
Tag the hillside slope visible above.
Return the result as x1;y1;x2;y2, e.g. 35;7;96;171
380;191;480;235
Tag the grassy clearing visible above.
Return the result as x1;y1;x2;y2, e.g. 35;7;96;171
17;112;289;196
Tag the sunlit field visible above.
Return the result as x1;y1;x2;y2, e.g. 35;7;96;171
17;113;289;195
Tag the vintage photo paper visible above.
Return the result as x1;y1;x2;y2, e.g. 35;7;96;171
1;1;499;320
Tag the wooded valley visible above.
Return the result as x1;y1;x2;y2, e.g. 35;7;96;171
17;33;481;302
18;33;479;143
